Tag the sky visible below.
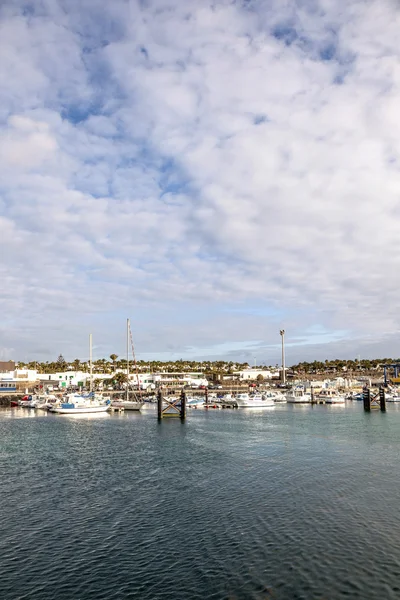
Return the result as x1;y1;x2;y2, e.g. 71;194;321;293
1;0;400;365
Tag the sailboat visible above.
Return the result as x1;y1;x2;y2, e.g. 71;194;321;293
111;319;144;411
49;335;111;414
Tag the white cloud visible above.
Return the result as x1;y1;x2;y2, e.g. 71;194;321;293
1;0;400;362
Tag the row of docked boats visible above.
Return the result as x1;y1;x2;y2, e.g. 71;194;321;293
16;392;114;413
187;387;347;408
15;390;145;414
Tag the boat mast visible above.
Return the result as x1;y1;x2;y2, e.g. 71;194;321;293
126;318;129;401
128;320;143;403
89;333;93;394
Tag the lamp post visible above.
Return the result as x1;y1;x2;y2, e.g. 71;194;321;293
280;330;286;385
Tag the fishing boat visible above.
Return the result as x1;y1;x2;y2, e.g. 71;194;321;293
111;319;144;411
265;390;286;403
27;394;57;408
235;393;275;408
49;335;110;414
315;389;345;404
286;386;311;404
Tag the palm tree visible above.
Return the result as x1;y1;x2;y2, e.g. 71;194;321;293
113;372;128;389
110;354;118;372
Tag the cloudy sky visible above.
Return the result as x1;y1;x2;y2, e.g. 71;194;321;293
1;0;399;364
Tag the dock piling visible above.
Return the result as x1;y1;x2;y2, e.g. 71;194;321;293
180;390;186;420
363;388;371;412
379;387;386;412
157;389;162;420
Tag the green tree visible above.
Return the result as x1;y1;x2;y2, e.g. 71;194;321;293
113;372;128;388
109;354;118;371
56;354;67;370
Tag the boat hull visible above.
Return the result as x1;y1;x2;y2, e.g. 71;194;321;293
111;401;143;411
49;405;110;414
287;399;311;404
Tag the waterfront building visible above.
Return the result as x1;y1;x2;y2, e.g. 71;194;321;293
233;369;276;381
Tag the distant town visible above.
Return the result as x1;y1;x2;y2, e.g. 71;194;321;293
11;356;398;376
0;356;397;394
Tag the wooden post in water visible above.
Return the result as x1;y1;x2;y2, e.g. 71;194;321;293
157;389;162;420
363;388;371;412
204;387;209;405
379;387;386;412
180;389;186;420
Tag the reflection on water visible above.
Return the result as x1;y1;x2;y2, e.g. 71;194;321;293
55;412;111;419
1;404;400;600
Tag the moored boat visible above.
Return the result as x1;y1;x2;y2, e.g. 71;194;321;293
28;394;57;408
286;386;311;404
49;393;110;414
235;393;275;408
315;389;345;404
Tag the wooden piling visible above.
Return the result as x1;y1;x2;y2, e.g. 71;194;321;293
180;390;186;420
363;388;371;411
157;389;162;420
379;387;386;412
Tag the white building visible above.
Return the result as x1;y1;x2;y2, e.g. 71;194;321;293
234;369;274;381
0;368;39;383
38;371;94;389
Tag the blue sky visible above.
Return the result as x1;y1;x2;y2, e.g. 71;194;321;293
1;0;400;364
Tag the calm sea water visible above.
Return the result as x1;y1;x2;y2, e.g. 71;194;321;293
1;403;400;600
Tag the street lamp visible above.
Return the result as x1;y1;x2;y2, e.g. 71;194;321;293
280;330;286;385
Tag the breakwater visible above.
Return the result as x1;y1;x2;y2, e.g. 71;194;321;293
0;395;23;407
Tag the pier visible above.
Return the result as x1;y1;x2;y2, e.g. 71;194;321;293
363;388;386;412
157;389;186;420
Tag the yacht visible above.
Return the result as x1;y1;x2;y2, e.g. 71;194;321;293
286;387;311;404
49;392;110;414
235;393;275;408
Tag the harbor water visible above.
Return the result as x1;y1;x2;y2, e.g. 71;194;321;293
1;404;400;599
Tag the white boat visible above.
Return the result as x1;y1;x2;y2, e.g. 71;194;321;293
49;393;110;414
19;396;32;407
264;390;286;403
235;393;275;408
28;394;57;408
111;319;144;411
286;387;311;404
186;396;205;408
385;394;400;402
315;389;345;404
